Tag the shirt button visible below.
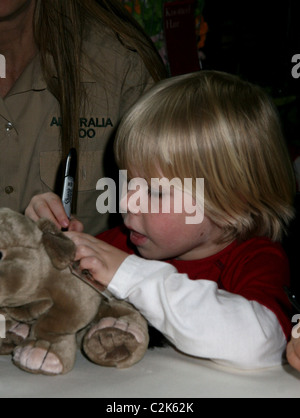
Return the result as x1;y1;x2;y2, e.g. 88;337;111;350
5;186;14;194
5;122;14;132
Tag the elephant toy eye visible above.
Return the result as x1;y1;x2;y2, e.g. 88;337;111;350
0;252;3;260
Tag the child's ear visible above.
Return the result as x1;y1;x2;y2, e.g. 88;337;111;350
37;219;76;270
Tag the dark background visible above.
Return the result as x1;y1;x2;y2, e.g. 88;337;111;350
201;0;300;147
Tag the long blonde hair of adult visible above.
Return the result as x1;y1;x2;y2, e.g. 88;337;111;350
33;0;166;160
115;71;296;243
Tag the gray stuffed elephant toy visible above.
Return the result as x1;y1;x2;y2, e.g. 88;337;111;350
0;208;149;375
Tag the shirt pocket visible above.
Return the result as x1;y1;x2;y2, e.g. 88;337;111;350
40;150;104;192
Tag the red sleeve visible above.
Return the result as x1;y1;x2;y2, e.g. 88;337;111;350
223;239;292;339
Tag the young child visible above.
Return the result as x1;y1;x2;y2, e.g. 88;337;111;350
36;71;297;369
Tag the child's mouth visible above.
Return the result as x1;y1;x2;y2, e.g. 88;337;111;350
130;230;148;246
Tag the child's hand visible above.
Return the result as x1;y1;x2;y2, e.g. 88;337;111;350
25;192;84;232
286;336;300;372
65;232;129;287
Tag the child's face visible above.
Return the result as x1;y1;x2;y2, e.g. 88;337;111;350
121;181;225;261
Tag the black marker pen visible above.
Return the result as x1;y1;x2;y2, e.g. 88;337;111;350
62;148;77;219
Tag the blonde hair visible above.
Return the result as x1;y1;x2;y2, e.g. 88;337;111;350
115;71;296;243
33;0;166;159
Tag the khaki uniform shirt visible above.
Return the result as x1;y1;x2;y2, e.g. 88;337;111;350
0;27;154;235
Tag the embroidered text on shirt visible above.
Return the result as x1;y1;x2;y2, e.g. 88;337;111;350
50;116;114;139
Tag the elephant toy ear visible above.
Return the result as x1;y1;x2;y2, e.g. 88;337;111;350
37;219;76;270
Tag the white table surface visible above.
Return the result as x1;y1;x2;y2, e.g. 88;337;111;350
0;345;299;398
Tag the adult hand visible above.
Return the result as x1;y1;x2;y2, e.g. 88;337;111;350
25;192;84;232
65;231;129;287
